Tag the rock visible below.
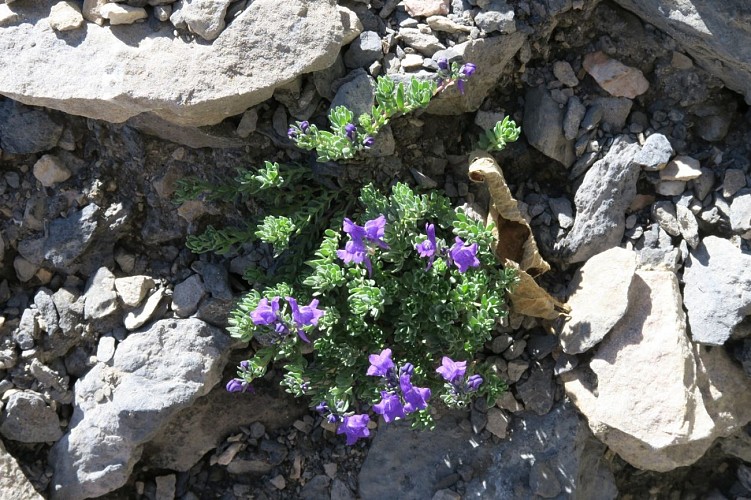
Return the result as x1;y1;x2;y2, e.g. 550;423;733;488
529;461;562;498
548;196;574;229
633;132;673;170
560;247;637;354
50;319;230;500
329;69;375;118
656;179;686;196
474;1;516;34
515;359;555;415
14;256;39;283
582;51;649;98
124;288;167;331
338;5;362;45
485;407;510;438
563;270;751;471
399;28;445;56
32;154;71;187
465;402;618;499
0;0;343;127
426;15;472;34
683;236;751;345
694;106;733;142
82;0;108;24
140;370;303;473
0;440;44;499
96;335;116;363
301;475;330;500
115;275;156;307
428;32;526;115
593;96;632;131
0;101;62;154
612;0;751;105
730;189;751;238
555;137;641;263
49;1;84;31
236;108;258;138
676;204;700;248
0;4;19;26
563;96;585;140
169;0;232;41
652;201;681;236
523;85;575;167
14;308;40;350
155;475;176;500
83;267;120;326
344;31;382;69
154;5;171;21
403;0;450;17
0;391;62;443
553;60;579;87
661;155;702;181
172;274;206;318
100;3;148;25
723;169;747;198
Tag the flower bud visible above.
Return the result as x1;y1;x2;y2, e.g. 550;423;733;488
363;136;375;148
345;123;357;141
299;120;310;133
467;374;483;391
460;63;476;77
437;58;449;70
287;127;298;139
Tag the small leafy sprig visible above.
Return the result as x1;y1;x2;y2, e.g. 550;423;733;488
227;183;518;443
478;116;521;151
288;59;476;162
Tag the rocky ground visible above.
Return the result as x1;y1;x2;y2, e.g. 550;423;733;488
1;0;751;499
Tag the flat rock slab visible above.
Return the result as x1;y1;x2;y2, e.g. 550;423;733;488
683;236;751;345
560;247;636;354
0;0;343;127
563;270;751;471
0;440;44;499
49;318;230;500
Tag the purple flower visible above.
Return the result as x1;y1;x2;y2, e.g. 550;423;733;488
367;348;395;377
226;378;253;393
299;120;310;133
363;136;375;148
399;373;431;414
315;401;328;414
436;357;467;383
364;215;389;249
345;123;357;141
448;237;480;273
250;297;280;326
437;58;449;71
373;391;406;422
342;217;367;241
400;363;414;376
336;239;368;265
287;128;298;139
415;223;438;269
467;374;483;392
337;414;370;445
456;79;466;95
286;297;325;343
460;63;476;77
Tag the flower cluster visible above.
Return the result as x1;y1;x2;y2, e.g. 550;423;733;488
436;59;476;95
436;356;484;408
250;295;325;343
337;214;389;275
368;349;431;423
415;223;480;272
226;360;255;394
315;402;372;446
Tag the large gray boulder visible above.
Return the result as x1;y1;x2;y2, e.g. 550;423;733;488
49;319;230;500
0;0;344;127
613;0;751;105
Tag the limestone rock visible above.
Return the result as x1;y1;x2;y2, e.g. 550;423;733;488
683;236;751;345
633;132;673;170
523;85;575;167
114;275;155;308
660;155;702;181
730;189;751;238
428;32;526;115
32;154;71;187
100;3;148;25
82;0;108;25
583;51;649;98
612;0;751;105
0;440;44;499
403;0;450;17
0;391;62;443
50;318;230;500
83;267;120;325
563;270;751;471
169;0;232;41
49;1;84;32
555;137;641;263
553;60;579;87
560;247;636;354
0;0;344;127
0;4;19;26
123;288;167;331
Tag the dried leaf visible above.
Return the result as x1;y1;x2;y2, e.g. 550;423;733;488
468;151;567;319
